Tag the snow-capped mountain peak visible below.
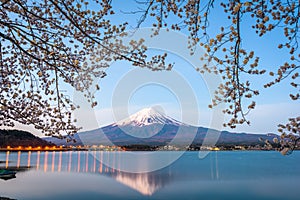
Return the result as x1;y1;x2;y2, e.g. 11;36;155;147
115;107;183;127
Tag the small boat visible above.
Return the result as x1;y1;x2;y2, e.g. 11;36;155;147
0;169;16;180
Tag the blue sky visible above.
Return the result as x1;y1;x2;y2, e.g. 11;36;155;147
7;0;300;136
76;0;299;134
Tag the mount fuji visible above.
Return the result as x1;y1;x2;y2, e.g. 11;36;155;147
114;107;183;127
45;107;279;147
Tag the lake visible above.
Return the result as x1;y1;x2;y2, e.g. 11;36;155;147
1;151;300;200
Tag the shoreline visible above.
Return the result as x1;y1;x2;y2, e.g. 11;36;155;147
0;149;298;152
0;148;88;152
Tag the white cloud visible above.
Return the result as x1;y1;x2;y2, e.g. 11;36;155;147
222;102;300;134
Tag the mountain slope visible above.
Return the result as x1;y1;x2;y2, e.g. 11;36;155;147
45;107;279;147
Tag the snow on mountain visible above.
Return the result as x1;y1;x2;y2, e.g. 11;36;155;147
114;107;183;127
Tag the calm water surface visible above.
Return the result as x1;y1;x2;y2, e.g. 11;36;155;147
0;151;300;200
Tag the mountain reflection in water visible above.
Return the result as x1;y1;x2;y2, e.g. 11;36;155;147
1;151;300;200
0;151;175;196
114;170;171;195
